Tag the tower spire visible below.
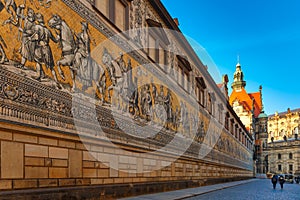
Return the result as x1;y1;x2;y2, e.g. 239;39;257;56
231;57;246;91
259;85;264;112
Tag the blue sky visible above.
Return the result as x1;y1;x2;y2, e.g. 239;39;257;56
161;0;300;115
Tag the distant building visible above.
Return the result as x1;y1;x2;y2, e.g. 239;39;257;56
229;61;268;175
229;62;263;132
253;111;268;175
265;108;300;176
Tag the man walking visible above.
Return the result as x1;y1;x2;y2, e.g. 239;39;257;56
271;174;278;189
279;175;285;189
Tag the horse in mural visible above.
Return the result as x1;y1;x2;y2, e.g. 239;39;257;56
48;14;75;81
48;14;106;94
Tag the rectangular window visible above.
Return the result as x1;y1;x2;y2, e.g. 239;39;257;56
218;108;222;123
158;44;166;66
93;0;128;31
230;120;234;133
200;89;204;106
177;67;181;85
95;0;109;17
184;72;189;91
278;165;282;171
195;87;199;101
115;0;126;30
225;114;229;130
235;125;238;136
148;34;156;61
195;77;206;107
146;19;170;72
289;165;293;171
195;85;205;107
177;56;191;93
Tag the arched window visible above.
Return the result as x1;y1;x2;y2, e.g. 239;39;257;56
278;153;281;160
289;153;293;159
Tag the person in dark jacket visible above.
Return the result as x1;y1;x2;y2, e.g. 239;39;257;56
271;174;278;189
278;175;285;189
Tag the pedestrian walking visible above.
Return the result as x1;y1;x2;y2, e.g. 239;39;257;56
279;175;285;189
271;174;278;189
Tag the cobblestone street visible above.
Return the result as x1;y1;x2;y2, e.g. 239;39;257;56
187;179;300;200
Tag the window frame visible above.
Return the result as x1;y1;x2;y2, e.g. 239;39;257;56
176;55;192;93
195;77;206;107
225;112;229;130
146;19;170;69
92;0;130;31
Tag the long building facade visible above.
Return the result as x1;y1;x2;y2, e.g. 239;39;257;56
0;0;253;199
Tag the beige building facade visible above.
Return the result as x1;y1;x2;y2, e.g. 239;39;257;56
0;0;253;198
268;108;300;142
265;108;300;176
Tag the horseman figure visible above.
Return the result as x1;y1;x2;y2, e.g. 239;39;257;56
48;14;76;85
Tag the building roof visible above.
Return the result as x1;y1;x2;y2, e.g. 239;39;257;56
268;108;300;118
229;88;262;118
258;112;268;118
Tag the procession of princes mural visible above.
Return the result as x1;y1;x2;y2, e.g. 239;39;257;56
0;0;198;136
0;0;252;165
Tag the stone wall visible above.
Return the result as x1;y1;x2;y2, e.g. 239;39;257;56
0;120;252;199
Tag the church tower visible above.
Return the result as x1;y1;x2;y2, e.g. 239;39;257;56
229;59;266;176
229;60;262;131
231;62;246;91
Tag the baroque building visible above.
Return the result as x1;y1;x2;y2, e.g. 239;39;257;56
0;0;253;199
265;108;300;176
